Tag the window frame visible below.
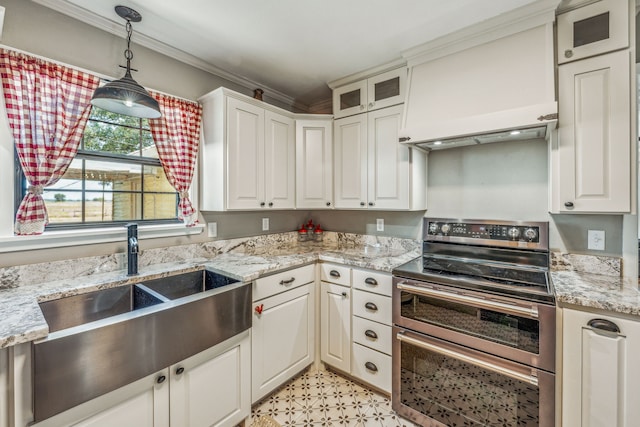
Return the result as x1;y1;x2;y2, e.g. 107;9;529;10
14;107;184;230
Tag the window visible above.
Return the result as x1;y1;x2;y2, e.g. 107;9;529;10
16;107;179;228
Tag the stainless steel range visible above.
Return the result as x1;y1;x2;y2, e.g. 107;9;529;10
392;218;555;427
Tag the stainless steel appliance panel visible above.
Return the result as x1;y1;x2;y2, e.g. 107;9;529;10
393;277;556;372
393;327;555;427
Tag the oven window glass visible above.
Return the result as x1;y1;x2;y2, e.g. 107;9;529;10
400;292;539;353
400;341;539;426
574;12;609;48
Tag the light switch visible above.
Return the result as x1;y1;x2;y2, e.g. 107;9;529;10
262;218;269;231
376;218;384;232
587;230;605;251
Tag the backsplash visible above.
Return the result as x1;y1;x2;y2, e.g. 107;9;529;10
0;232;419;290
550;252;622;277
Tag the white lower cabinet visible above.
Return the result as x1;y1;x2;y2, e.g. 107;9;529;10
320;281;351;373
562;307;640;427
251;265;315;403
32;331;250;427
170;331;251;427
320;264;393;393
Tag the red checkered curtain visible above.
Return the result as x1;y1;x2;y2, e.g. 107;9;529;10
149;91;202;226
0;50;99;235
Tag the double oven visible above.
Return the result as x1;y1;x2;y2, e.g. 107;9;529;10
392;218;556;427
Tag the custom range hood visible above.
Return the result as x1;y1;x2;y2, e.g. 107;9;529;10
398;0;559;151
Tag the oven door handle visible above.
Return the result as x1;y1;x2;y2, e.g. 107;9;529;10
396;332;539;386
396;282;538;319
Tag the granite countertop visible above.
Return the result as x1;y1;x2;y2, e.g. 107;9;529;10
551;271;640;317
0;243;420;349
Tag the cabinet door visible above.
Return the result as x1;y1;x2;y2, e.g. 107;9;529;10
265;111;295;209
334;114;368;209
320;282;351;372
296;119;333;209
33;370;170;427
367;68;406;111
170;331;250;427
332;80;367;119
562;308;640;427
556;50;631;213
367;105;409;210
252;283;314;403
227;97;265;210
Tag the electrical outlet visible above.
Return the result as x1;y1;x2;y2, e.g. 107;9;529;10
207;222;217;238
376;218;384;232
262;218;269;231
587;230;605;251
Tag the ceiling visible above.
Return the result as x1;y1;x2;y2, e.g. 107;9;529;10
35;0;540;110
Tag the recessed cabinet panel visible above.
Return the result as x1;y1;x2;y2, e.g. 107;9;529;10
296;119;333;209
265;111;295;209
556;50;630;212
320;282;351;372
367;105;408;209
226;97;265;210
334;115;368;208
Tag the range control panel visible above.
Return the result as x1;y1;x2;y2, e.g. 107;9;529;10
424;218;549;249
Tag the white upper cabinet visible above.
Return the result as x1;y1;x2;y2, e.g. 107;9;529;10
552;50;631;213
199;88;295;211
332;68;406;119
295;117;333;209
334;105;426;210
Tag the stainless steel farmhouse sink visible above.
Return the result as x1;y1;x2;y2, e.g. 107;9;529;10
33;270;251;422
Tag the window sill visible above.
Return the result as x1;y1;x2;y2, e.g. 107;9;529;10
0;223;204;253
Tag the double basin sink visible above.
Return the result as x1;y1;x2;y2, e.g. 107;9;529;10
33;269;251;422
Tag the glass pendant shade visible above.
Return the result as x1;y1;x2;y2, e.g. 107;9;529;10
91;70;161;119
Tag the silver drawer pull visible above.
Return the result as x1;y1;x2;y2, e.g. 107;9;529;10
365;302;378;311
396;282;538;319
364;330;378;340
397;332;538;386
365;362;378;372
279;277;295;285
364;277;378;286
330;270;341;278
588;318;620;334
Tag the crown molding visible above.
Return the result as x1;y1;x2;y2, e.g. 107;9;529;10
32;0;309;112
307;98;333;114
402;0;560;66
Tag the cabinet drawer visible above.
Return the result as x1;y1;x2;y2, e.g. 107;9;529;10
352;316;392;355
351;343;391;394
352;269;392;296
352;289;391;326
320;263;350;286
253;264;315;302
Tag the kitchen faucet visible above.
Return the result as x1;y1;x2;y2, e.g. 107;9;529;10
126;223;139;276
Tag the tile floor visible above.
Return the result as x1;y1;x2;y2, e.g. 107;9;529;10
250;365;418;427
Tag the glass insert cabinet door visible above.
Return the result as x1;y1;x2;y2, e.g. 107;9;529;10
332;67;406;119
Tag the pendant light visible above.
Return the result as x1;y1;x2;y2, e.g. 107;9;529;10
91;5;161;119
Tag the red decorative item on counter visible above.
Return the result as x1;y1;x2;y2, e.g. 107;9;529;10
298;224;308;242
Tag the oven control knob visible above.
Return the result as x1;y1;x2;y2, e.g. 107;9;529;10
524;228;537;241
507;227;520;240
440;224;451;234
428;223;439;234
